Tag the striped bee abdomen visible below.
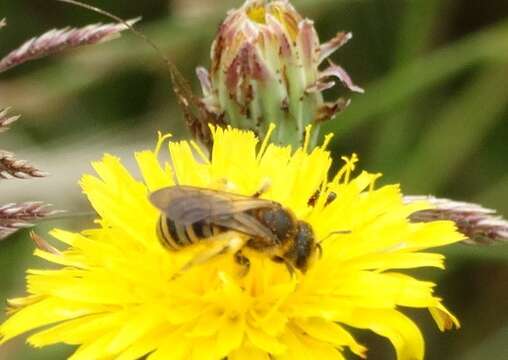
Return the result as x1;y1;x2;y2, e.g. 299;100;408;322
157;216;214;250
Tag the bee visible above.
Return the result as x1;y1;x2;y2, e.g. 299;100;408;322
149;185;320;275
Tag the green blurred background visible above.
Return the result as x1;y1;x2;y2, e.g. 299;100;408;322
0;0;507;359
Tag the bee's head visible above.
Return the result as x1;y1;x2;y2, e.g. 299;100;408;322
283;221;316;273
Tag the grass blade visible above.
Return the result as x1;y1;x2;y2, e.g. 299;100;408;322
399;64;508;193
328;20;508;137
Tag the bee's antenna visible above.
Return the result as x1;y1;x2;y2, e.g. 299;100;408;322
318;230;351;245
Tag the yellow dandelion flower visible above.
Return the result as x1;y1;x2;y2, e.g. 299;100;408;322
0;127;462;360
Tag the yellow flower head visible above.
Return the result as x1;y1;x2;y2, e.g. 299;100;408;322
0;127;462;360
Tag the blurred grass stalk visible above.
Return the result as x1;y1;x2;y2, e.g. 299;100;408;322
408;195;508;245
477;174;508;205
456;324;508;360
0;19;139;73
370;0;443;170
400;64;508;192
329;18;508;136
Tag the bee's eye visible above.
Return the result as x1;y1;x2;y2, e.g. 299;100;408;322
293;222;315;270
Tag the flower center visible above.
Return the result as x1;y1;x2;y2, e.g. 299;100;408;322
247;5;266;24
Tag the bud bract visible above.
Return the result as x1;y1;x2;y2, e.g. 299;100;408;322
197;0;362;147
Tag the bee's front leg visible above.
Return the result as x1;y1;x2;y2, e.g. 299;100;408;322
271;256;297;277
171;231;246;279
234;250;251;276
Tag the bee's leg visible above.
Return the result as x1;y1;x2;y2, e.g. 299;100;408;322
234;250;251;276
172;232;245;279
283;260;297;278
252;180;271;198
272;256;297;278
316;243;323;259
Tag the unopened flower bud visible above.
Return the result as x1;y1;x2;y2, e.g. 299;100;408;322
197;0;362;148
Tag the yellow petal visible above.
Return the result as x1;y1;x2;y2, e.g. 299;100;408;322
189;336;218;360
107;308;163;353
277;328;315;360
169;141;210;186
429;304;460;331
294;318;366;358
340;252;445;271
278;327;345;360
148;330;191;360
28;313;120;347
216;316;245;358
339;309;424;360
135;150;173;191
406;221;464;249
185;310;224;338
0;298;105;344
246;325;286;355
117;326;172;360
68;332;117;360
230;343;271;360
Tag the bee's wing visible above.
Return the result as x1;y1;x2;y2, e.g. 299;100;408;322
149;186;276;226
212;212;277;243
